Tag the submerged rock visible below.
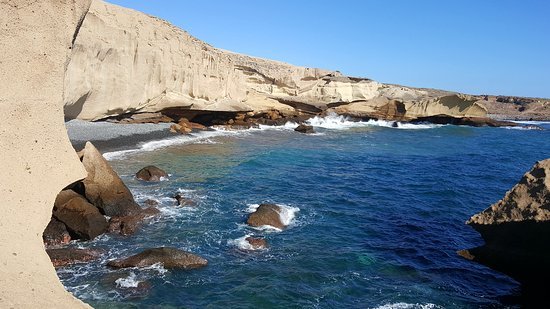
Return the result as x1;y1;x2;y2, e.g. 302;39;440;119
107;247;208;269
174;194;197;207
42;218;71;247
135;165;168;182
80;142;142;217
245;237;268;250
247;204;285;230
53;189;108;240
47;248;102;268
108;207;160;236
460;159;550;288
294;124;315;134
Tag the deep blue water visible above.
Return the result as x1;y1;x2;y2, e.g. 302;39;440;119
59;118;550;308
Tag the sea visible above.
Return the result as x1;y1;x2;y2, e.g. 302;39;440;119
60;115;550;308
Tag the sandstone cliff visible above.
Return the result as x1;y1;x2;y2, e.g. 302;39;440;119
0;0;92;308
64;0;487;122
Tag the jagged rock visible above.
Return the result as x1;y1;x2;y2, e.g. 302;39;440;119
460;159;550;288
294;124;315;134
247;204;285;229
80;142;141;217
170;118;207;134
135;166;168;182
47;248;102;268
53;190;108;240
107;247;208;269
42;218;71;247
246;237;268;250
108;207;160;236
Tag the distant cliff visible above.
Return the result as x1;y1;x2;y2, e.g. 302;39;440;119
64;0;487;122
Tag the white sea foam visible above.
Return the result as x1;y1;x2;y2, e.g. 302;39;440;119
228;234;267;251
373;303;441;309
305;114;442;130
115;272;141;288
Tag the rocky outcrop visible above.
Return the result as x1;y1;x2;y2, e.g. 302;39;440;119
107;247;208;269
246;237;268;250
460;159;550;290
295;124;315;134
0;0;92;307
64;1;487;124
108;207;160;236
479;95;550;121
80;142;142;216
247;204;286;230
47;248;102;268
43;218;72;247
136;166;168;182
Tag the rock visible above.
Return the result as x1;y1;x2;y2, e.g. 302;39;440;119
101;272;152;299
42;218;71;247
53;190;108;240
294;124;315;134
107;247;208;269
108;207;160;236
174;194;197;207
460;159;550;288
46;248;102;268
247;204;285;230
80;142;142;217
143;199;159;207
246;237;268;250
135;166;168;182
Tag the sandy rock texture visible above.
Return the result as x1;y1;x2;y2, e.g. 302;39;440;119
64;1;487;122
0;0;92;308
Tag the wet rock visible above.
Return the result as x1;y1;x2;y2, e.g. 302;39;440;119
108;207;160;236
294;124;315;134
42;217;71;247
53;189;108;240
107;247;208;269
80;142;142;217
101;272;152;299
174;194;196;207
247;203;285;229
46;248;102;268
460;159;550;288
143;199;159;207
246;237;268;249
135;165;168;182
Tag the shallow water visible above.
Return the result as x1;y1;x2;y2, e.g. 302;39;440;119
59;116;550;308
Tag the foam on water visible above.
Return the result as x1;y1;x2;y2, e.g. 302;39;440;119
373;303;441;309
115;272;141;288
305;114;442;130
228;234;267;251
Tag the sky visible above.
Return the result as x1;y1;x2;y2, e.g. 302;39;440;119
107;0;550;98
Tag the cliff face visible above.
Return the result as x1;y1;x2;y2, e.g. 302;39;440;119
65;0;487;121
0;0;92;308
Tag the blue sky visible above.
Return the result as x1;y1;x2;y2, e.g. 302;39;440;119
107;0;549;98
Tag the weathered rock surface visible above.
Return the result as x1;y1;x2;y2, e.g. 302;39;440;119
460;159;550;289
53;190;108;240
80;142;141;217
43;218;72;248
136;166;168;182
294;124;315;134
108;207;160;236
107;247;208;269
64;0;488;124
247;204;285;230
47;248;102;268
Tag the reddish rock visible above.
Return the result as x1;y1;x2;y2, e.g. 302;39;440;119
246;237;268;249
135;165;168;182
247;204;285;229
42;217;71;247
107;247;208;269
46;248;102;268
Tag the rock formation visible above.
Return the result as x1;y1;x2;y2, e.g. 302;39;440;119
107;247;208;269
64;0;488;124
0;0;92;308
247;204;286;230
136;165;169;182
459;159;550;292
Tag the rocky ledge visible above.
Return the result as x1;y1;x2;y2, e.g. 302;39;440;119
459;158;550;299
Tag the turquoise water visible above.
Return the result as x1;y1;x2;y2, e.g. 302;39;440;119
59;117;550;308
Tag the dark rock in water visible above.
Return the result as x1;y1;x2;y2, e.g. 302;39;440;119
143;199;159;206
46;248;102;268
43;217;71;247
135;166;168;182
460;158;550;289
391;122;399;128
107;247;208;269
294;124;315;134
53;189;108;240
246;237;268;250
247;203;285;230
411;114;543;129
79;142;142;217
108;207;160;236
174;194;196;207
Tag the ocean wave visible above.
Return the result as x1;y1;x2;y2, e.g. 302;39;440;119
228;234;267;251
115;272;141;288
373;303;442;309
305;114;442;130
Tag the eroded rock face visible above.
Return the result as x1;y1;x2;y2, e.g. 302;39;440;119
136;166;168;182
107;247;208;269
53;190;108;240
460;159;550;288
247;204;285;230
43;218;71;248
80;142;141;217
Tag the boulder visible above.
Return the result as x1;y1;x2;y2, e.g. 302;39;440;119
170;118;207;134
247;204;285;229
135;166;168;182
42;218;71;247
174;194;197;207
53;190;108;240
80;142;141;217
460;159;550;289
108;207;160;236
246;237;268;250
46;248;102;268
107;247;208;269
294;124;315;134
